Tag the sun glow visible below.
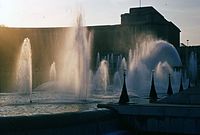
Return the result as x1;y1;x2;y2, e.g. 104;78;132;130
0;1;18;26
0;0;75;27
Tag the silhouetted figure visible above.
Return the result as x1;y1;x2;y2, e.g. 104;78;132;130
149;71;157;102
179;76;183;92
119;71;129;104
167;74;173;96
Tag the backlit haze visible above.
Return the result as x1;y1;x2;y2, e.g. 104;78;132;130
0;0;199;45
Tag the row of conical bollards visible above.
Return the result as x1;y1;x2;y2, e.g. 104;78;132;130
149;73;185;102
119;71;186;104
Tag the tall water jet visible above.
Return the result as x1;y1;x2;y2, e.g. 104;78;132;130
127;39;182;95
155;61;173;92
188;51;197;84
113;71;122;90
107;54;110;65
110;53;114;69
128;49;133;69
117;55;122;71
119;57;127;80
172;69;182;92
117;56;120;71
120;57;127;72
96;52;100;69
16;38;32;101
49;62;56;81
113;57;127;91
120;58;127;71
93;60;109;93
59;13;92;98
88;70;94;91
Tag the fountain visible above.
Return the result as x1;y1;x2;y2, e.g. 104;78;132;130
93;60;109;93
154;61;173;92
107;54;110;65
16;38;32;101
96;52;100;69
128;49;133;70
1;11;196;135
112;57;127;91
1;36;185;117
188;51;197;85
110;53;114;69
120;58;127;74
0;7;187;118
127;40;182;95
27;13;93;101
32;37;183;103
117;55;122;71
58;13;92;99
113;71;122;90
49;62;57;81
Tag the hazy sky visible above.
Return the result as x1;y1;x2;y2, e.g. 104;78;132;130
0;0;199;45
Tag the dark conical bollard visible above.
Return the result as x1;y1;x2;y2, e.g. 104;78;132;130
167;74;173;96
119;71;129;104
179;76;183;92
149;71;157;102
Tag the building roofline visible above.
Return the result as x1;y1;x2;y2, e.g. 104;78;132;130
121;6;181;32
129;6;164;18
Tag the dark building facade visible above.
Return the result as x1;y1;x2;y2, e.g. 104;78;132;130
0;6;186;91
121;6;180;48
